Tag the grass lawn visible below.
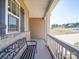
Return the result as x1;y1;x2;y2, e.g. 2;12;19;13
50;28;79;35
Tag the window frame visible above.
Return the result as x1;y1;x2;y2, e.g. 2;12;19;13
5;0;21;34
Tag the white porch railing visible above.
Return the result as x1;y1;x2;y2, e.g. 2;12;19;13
47;33;79;59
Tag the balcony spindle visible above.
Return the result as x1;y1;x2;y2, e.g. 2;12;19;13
70;52;72;59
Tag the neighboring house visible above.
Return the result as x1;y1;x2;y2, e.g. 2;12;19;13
62;23;75;28
67;23;75;28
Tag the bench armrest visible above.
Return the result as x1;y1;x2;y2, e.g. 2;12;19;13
26;41;37;53
26;41;37;45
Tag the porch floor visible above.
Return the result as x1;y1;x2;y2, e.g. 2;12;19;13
34;40;52;59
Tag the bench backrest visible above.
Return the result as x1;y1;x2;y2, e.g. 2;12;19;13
0;38;26;59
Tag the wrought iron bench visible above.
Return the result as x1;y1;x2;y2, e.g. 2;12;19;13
0;38;37;59
20;45;36;59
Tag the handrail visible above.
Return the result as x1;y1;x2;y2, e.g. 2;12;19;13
47;34;79;59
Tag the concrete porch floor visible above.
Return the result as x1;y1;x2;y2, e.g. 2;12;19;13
34;40;52;59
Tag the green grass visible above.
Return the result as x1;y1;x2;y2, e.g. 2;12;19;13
50;28;79;35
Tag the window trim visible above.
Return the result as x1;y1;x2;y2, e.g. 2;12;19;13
5;0;21;34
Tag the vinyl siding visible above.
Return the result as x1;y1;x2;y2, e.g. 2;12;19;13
0;0;5;35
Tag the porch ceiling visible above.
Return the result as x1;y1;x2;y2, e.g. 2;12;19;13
24;0;52;18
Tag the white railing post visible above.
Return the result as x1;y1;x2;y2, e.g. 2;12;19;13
47;34;79;59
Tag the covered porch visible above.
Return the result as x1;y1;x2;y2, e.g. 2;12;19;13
0;0;79;59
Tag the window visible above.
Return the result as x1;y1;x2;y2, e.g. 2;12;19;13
8;0;20;32
8;15;19;32
8;0;19;16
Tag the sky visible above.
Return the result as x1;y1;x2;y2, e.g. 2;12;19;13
50;0;79;26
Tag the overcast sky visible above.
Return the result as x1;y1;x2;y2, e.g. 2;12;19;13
50;0;79;26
